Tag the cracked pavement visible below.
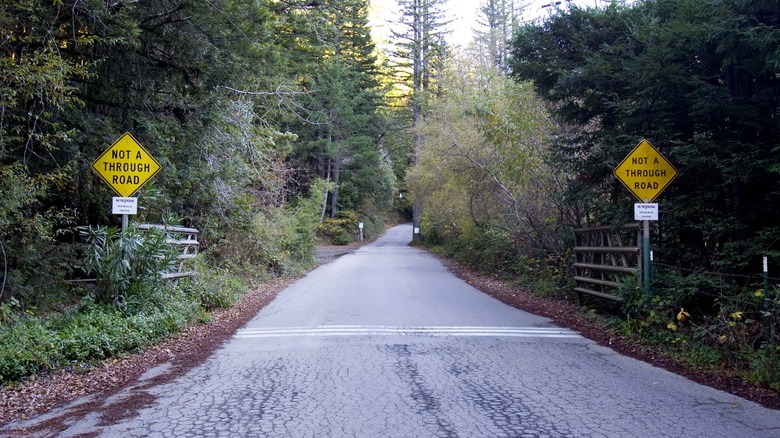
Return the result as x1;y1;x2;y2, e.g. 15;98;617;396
5;224;780;437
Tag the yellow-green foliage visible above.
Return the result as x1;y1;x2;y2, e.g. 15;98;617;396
319;210;359;245
209;179;329;277
407;56;566;265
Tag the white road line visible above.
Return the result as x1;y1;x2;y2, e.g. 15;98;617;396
234;325;582;339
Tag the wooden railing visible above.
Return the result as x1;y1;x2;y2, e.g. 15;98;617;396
138;224;199;279
573;224;640;302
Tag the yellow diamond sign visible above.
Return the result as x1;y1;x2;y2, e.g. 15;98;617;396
614;139;678;202
92;133;161;198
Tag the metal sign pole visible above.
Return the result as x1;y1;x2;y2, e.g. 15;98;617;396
122;214;129;232
764;257;771;350
615;139;677;297
643;220;651;295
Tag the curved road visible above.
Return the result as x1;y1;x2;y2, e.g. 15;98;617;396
12;224;780;437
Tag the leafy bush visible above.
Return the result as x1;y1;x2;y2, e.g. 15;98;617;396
748;345;780;391
178;263;246;311
331;231;352;246
55;305;136;362
79;224;178;309
318;210;359;245
356;202;387;242
425;220;566;298
612;266;780;390
209;179;326;278
0;317;53;382
248;207;316;275
0;292;201;384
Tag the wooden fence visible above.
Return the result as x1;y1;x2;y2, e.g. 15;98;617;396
573;224;641;302
138;224;199;279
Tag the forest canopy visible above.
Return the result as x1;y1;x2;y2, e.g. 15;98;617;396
406;0;780;391
508;0;780;275
0;0;402;309
2;0;780;392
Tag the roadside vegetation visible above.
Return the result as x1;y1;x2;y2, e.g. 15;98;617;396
0;0;404;385
2;0;778;400
411;0;780;393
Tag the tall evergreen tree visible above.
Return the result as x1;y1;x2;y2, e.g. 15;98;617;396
392;0;451;240
280;0;392;217
0;0;303;301
508;0;780;273
474;0;528;71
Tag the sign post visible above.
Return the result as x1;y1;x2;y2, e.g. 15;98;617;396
764;257;771;350
92;133;162;230
634;203;659;292
614;139;678;294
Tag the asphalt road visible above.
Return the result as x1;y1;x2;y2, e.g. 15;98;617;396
27;224;780;436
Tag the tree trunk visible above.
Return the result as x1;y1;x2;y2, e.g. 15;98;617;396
330;153;341;218
411;0;424;242
320;162;331;222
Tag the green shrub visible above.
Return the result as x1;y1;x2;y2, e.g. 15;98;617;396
318;210;359;245
356;204;386;241
55;307;130;362
0;163;78;313
178;264;246;311
208;180;325;278
0;318;53;382
248;208;316;275
610;266;780;390
79;224;178;309
331;231;352;246
0;291;201;384
748;345;780;391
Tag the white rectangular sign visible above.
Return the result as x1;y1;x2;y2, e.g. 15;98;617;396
634;203;658;221
112;197;138;215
